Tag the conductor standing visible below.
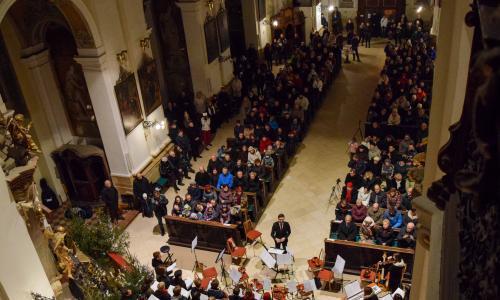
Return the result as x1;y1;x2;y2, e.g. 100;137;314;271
271;213;291;250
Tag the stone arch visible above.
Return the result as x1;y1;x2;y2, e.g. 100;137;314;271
0;0;102;49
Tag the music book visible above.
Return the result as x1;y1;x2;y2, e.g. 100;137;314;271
148;295;159;300
150;281;159;292
166;262;177;272
268;247;285;254
191;236;198;252
253;291;262;300
285;247;294;256
181;288;190;298
344;281;363;300
184;278;193;289
200;294;209;300
332;255;346;277
260;250;277;269
303;279;317;292
229;267;242;283
392;288;405;298
379;294;393;300
287;280;298;293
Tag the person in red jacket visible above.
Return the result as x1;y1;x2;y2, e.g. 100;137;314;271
259;136;273;153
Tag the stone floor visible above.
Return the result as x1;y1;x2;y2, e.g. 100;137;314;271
125;40;387;299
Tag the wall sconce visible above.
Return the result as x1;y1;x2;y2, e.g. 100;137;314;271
328;5;335;12
272;20;279;27
140;37;151;52
143;120;166;130
116;50;128;67
416;6;423;13
206;0;214;14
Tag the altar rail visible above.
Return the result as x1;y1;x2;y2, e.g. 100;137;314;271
324;238;415;277
165;215;242;252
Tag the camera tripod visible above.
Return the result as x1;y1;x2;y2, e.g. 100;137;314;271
329;180;342;205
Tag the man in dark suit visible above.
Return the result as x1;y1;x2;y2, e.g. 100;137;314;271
336;215;358;241
100;180;120;223
271;213;291;250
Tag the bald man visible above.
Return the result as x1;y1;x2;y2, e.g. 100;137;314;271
101;180;119;223
336;215;358;241
397;222;416;248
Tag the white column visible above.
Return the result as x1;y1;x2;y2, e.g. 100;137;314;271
177;1;210;95
0;169;53;300
242;0;259;49
22;49;73;147
75;49;131;178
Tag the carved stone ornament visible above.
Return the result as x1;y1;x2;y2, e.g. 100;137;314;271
427;2;500;298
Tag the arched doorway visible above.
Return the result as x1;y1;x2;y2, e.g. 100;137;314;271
143;0;194;119
0;0;107;203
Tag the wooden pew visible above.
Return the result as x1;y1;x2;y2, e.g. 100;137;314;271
165;216;243;252
324;238;414;277
329;220;401;238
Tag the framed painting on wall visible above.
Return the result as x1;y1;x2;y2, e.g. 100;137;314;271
137;58;162;116
339;0;354;8
114;73;144;135
216;9;230;53
204;17;220;64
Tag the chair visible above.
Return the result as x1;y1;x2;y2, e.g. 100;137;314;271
317;269;334;291
243;220;263;245
202;266;218;279
226;237;247;265
307;249;325;274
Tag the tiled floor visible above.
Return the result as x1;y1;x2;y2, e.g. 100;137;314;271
125;40;387;299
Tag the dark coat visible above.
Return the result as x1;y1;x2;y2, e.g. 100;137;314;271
271;221;291;239
337;221;357;241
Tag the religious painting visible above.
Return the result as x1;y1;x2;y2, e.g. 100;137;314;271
114;73;143;135
204;17;220;64
137;58;162;116
216;10;230;53
339;0;354;8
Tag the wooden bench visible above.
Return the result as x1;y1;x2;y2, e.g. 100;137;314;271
324;238;414;277
165;215;243;252
329;220;401;238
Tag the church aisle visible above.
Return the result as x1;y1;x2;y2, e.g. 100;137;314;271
125;40;387;298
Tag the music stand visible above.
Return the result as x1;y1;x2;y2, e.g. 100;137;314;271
160;245;176;265
215;248;229;289
191;236;203;273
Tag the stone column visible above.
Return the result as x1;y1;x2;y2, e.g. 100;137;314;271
241;0;259;49
75;49;132;184
22;49;73;147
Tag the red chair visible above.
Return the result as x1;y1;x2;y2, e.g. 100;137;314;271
243;220;263;244
202;266;218;279
226;237;247;265
317;269;334;290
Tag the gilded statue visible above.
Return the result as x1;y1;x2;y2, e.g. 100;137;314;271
7;113;41;153
44;226;75;279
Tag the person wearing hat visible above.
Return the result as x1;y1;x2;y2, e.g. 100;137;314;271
152;188;169;236
200;112;212;149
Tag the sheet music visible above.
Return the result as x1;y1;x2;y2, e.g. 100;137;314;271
191;236;198;252
200;294;209;300
276;252;293;265
263;278;272;291
303;279;317;292
167;285;174;296
150;281;159;292
287;280;298;293
332;255;346;277
392;288;405;298
285;247;294;256
253;291;262;300
268;247;285;254
229;267;242;282
371;284;382;294
148;295;159;300
166;262;177;272
344;281;363;299
181;288;190;298
260;250;277;269
379;294;393;300
184;278;193;289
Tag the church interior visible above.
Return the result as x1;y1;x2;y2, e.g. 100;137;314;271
0;0;498;299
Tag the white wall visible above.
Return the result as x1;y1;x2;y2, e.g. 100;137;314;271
0;170;53;300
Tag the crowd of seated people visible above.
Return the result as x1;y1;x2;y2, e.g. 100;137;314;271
133;29;341;242
334;19;434;250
